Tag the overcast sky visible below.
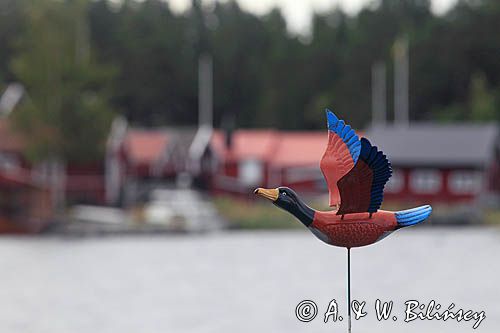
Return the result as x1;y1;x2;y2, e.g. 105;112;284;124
168;0;458;34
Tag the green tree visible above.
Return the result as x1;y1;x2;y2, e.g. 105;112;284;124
0;0;25;83
89;0;196;126
11;0;115;163
434;72;499;122
468;72;498;121
6;0;500;133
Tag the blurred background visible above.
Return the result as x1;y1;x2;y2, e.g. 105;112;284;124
0;0;498;332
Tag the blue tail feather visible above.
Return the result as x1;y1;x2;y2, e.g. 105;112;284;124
395;205;432;227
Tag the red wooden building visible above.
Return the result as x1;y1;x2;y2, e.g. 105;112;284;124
208;124;499;205
0;119;53;233
105;120;499;207
366;124;500;205
0;171;52;233
105;125;331;203
209;130;330;195
0;117;107;222
105;118;199;205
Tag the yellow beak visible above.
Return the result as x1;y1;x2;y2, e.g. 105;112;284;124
254;188;279;201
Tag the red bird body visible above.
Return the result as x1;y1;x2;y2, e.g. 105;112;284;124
311;210;398;248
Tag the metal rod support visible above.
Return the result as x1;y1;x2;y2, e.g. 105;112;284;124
347;248;351;333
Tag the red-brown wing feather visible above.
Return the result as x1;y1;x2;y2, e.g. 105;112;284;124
320;131;356;206
320;110;361;207
336;138;392;214
336;160;373;214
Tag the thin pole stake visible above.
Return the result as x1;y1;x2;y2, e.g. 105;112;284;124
347;247;351;333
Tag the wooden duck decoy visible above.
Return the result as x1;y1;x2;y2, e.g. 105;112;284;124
255;109;432;248
255;109;432;332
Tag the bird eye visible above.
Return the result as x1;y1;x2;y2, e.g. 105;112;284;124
282;192;287;196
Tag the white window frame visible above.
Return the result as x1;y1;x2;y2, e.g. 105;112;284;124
238;159;263;186
410;169;442;194
448;170;483;195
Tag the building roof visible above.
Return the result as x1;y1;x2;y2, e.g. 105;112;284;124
211;123;500;168
123;127;198;170
168;128;199;159
211;130;279;161
0;169;38;188
124;129;170;165
365;123;499;167
271;132;327;167
211;130;331;168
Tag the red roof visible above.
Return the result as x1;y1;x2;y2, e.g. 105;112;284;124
272;132;327;167
211;130;338;168
0;169;38;188
211;130;279;161
122;128;362;170
124;130;169;165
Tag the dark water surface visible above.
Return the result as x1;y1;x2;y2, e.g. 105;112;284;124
0;227;498;332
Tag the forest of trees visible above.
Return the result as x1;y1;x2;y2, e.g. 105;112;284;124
0;0;499;162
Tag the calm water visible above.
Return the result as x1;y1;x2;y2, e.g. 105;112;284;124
0;228;498;333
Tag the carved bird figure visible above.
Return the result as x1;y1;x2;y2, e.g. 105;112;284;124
254;109;432;248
